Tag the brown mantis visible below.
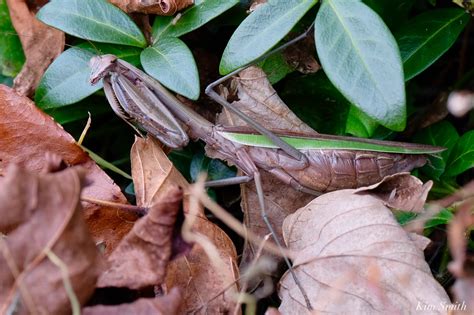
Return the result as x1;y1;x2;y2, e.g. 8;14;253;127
89;46;443;310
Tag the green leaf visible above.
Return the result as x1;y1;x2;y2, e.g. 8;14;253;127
44;96;111;124
219;0;318;74
413;121;459;179
153;0;239;41
0;73;13;86
281;72;350;135
258;52;294;84
315;0;406;131
362;0;414;30
190;151;236;182
345;105;379;138
35;43;141;109
396;8;469;81
0;0;25;76
37;0;146;47
396;208;454;228
141;37;199;100
425;208;453;229
445;130;474;177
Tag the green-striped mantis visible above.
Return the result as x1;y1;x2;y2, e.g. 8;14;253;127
89;53;443;310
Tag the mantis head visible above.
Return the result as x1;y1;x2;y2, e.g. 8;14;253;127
89;54;118;85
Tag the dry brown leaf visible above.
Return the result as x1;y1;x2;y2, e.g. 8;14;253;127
0;162;103;315
0;84;135;254
6;0;64;96
109;0;193;15
283;35;320;75
278;188;450;314
213;66;318;266
83;287;181;315
131;137;240;314
97;185;184;289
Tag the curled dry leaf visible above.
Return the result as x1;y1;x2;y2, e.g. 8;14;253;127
0;162;103;315
97;186;183;289
6;0;65;96
131;137;240;314
109;0;193;15
83;287;181;315
0;85;135;254
354;172;433;213
278;188;450;314
212;66;318;266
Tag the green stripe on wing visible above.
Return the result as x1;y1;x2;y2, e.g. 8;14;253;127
220;132;445;154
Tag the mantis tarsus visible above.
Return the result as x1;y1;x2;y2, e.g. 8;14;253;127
89;42;443;310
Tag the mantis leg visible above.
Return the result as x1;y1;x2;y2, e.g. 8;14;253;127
204;23;315;162
103;77;145;138
233;149;313;310
253;170;313;311
204;175;253;187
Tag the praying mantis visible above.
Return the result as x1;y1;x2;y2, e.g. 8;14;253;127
89;42;443;310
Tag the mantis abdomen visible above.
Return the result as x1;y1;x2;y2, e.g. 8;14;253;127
247;147;427;192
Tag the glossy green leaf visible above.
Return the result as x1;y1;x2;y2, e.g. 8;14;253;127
315;0;406;131
345;105;379;138
35;43;141;109
37;0;146;47
396;8;469;81
0;0;25;76
281;72;350;135
425;208;453;229
141;37;199;100
190;151;236;182
396;208;453;228
219;0;318;74
0;74;12;86
44;96;111;124
221;131;443;154
445;130;474;177
258;52;294;84
153;0;239;41
362;0;414;30
413;121;459;179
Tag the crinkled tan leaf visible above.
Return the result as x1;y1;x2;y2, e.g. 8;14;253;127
109;0;193;15
6;0;65;96
83;287;181;315
0;85;134;255
0;162;103;314
131;136;239;314
278;189;450;314
215;67;317;134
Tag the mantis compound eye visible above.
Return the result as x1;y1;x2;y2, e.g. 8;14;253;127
89;54;118;85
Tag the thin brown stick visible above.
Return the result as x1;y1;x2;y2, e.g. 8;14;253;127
81;196;147;214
